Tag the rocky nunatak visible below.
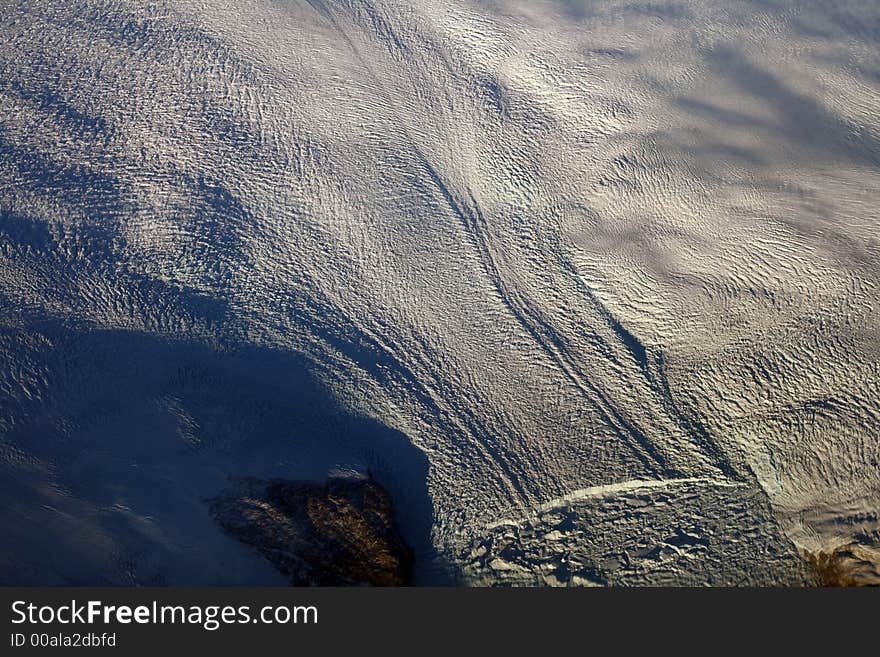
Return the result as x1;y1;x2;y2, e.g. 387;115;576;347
209;476;413;586
804;531;880;587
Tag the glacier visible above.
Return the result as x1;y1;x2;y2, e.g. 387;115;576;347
0;0;878;585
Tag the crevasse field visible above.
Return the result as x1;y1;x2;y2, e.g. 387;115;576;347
1;0;878;585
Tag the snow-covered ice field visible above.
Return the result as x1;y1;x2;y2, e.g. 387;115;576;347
0;0;878;585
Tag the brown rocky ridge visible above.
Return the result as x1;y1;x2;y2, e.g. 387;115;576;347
209;475;413;586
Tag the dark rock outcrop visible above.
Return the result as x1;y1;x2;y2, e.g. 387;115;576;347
209;476;413;586
804;531;880;587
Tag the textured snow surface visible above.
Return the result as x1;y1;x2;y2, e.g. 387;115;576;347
461;477;822;585
0;0;878;584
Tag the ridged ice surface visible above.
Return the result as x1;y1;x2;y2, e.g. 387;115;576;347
0;0;878;584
